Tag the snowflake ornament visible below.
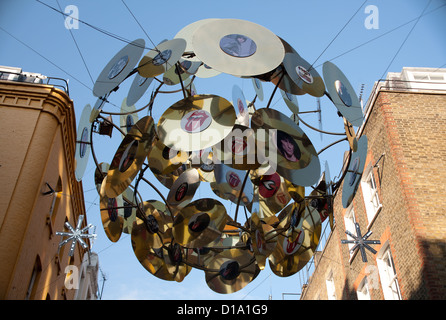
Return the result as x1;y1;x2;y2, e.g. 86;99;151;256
56;215;97;256
341;222;380;262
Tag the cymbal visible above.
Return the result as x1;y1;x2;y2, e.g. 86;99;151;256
157;94;236;152
104;116;156;198
205;248;257;294
172;198;229;248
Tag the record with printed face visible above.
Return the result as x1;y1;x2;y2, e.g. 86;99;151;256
251;108;317;173
166;168;200;213
120;98;139;138
104;116;156;198
172;198;229;248
283;52;325;97
126;72;153;107
205;248;257;294
75;104;92;181
137;38;186;79
323;61;364;127
99;176;125;243
93;39;145;98
342;135;368;208
211;163;253;207
157;94;236;152
192;19;285;77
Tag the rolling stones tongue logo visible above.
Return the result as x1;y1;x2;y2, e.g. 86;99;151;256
181;110;212;133
175;182;189;202
226;171;241;188
283;231;304;256
231;137;248;156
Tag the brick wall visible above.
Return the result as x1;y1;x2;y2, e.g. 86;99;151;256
301;89;446;300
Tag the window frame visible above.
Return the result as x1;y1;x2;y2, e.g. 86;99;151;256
361;165;382;227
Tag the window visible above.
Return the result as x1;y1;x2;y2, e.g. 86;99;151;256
26;256;42;300
377;244;402;300
356;277;371;300
361;166;382;225
344;206;357;258
325;270;336;300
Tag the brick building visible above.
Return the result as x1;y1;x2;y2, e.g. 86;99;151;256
0;66;98;299
300;67;446;300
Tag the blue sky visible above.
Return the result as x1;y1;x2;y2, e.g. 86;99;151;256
1;0;445;300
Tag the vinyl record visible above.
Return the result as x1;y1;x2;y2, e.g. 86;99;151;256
137;38;186;79
232;85;249;126
249;212;279;270
283;52;325;97
157;94;236;152
194;63;222;79
269;205;321;277
174;18;221;62
94;162;110;194
280;88;299;114
211;163;253;207
344;117;358;152
213;124;260;170
162;242;192;282
254;172;293;217
152;162;190;190
89;95;108;123
251;77;264;101
120;97;139;138
126;72;153;107
192;19;285;77
99;176;124;243
205;248;257;294
162;60;192;86
251;108;317;172
342;135;368;208
276;154;321;187
166;168;201;212
104;116;156;198
93;39;145;97
172;198;229;248
148;139;188;176
75;104;92;181
323;61;364;127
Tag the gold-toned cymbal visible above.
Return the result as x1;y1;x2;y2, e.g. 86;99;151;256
283;52;325;97
251;108;317;172
205;248;257;294
166;168;201;213
172;198;229;248
99;176;124;242
213;124;260;170
148;139;188;176
157;94;236;152
104;116;156;199
137;38;186;78
192;18;285;77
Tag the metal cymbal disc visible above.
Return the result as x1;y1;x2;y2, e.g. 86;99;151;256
104;116;156;198
283;52;325;97
172;198;229;248
205;248;257;294
137;38;187;78
192;19;285;77
157;94;236;152
93;39;145;98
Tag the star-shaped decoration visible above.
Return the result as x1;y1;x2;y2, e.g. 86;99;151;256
341;222;380;262
56;215;96;256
